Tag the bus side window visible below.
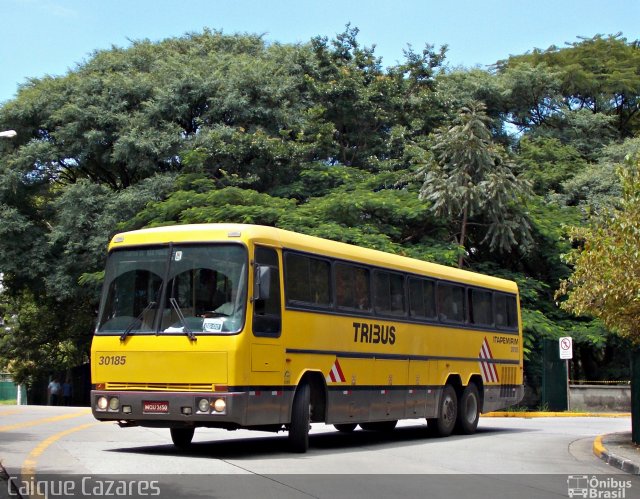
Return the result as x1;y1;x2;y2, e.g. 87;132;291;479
374;270;405;316
408;277;436;320
495;294;518;330
253;246;282;338
437;283;466;323
469;288;494;326
284;252;331;307
335;263;371;311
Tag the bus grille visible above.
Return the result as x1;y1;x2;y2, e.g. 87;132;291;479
105;382;215;392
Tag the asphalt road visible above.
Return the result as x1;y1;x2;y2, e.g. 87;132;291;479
1;405;637;499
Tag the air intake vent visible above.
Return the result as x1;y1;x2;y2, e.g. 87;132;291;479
500;367;517;398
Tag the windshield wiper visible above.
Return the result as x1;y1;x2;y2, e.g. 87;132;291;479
169;297;197;342
120;301;156;341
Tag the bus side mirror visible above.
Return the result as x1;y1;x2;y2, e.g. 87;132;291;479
254;265;271;301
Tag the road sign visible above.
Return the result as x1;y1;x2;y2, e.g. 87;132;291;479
559;337;573;360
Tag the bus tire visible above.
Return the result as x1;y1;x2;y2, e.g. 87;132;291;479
359;420;398;432
428;384;457;437
170;427;194;449
289;383;311;453
334;423;357;433
456;383;480;434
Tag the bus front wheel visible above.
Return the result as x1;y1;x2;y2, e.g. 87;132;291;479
428;384;457;437
456;383;480;434
170;427;194;449
288;383;311;453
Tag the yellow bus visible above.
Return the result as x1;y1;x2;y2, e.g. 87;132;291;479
91;223;523;452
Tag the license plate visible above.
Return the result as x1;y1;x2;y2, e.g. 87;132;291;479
143;401;169;413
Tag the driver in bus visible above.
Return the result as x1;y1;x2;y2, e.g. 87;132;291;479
195;269;225;315
202;284;235;317
212;298;234;316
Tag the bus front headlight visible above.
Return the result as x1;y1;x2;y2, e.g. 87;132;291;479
212;398;226;413
108;397;120;411
197;398;210;412
97;396;108;411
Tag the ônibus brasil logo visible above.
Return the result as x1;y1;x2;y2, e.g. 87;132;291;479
567;475;632;499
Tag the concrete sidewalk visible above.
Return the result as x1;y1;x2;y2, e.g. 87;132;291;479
594;432;640;475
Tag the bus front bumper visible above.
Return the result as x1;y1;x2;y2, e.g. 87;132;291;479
91;390;247;426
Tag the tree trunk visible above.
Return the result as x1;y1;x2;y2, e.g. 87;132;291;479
632;346;640;444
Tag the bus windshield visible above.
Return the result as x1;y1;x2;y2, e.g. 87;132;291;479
96;244;248;336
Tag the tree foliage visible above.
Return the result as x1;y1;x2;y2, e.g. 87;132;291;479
557;159;640;344
418;102;533;266
497;34;640;139
0;28;637;393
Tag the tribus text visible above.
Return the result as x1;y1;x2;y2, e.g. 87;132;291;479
353;322;396;345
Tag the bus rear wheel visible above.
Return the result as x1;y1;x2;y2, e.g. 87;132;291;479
428;384;457;437
456;383;480;434
288;383;311;453
170;427;194;449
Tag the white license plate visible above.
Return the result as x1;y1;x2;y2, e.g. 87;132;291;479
143;401;169;413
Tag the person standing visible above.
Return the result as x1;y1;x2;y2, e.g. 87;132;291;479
48;378;61;406
62;379;73;406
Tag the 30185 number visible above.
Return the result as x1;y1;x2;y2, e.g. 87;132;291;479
98;355;126;366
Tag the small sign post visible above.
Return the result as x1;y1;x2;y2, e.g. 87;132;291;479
559;337;573;360
559;337;573;411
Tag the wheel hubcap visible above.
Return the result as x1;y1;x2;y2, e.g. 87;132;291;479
465;395;477;422
443;396;455;422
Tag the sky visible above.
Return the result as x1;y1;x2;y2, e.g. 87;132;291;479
1;0;639;104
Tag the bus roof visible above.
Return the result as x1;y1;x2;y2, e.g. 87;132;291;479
109;223;518;294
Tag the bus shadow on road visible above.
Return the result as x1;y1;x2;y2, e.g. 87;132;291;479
105;424;533;459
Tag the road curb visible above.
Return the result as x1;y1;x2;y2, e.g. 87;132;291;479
593;433;640;475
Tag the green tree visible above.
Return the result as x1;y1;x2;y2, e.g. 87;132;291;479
1;25;630;405
498;61;563;130
0;175;176;383
498;34;640;139
436;68;509;140
558;161;640;343
561;137;640;210
557;158;640;443
418;101;533;267
518;136;588;195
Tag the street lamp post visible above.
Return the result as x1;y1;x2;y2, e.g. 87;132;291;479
0;130;17;138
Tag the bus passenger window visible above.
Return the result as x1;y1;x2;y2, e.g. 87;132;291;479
469;289;493;326
437;283;466;323
408;277;436;320
336;263;370;311
495;294;518;330
374;271;405;316
285;253;331;307
253;247;281;337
